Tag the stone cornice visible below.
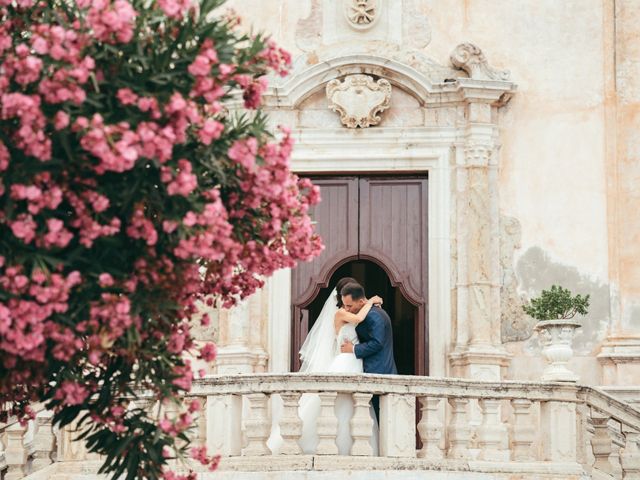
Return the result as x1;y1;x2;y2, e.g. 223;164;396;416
263;54;516;109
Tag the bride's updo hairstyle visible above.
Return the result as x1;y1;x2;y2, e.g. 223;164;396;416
335;277;358;307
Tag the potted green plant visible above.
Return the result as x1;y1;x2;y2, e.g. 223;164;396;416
522;285;590;382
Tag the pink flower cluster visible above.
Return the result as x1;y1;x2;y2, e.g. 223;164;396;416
63;188;121;248
86;0;138;45
259;40;292;77
188;39;218;77
234;74;269;109
54;381;89;406
2;44;43;86
1;93;51;161
0;2;320;475
82;294;140;349
157;0;193;19
10;173;63;215
80;115;140;173
190;446;221;471
0;266;82;366
161;159;198;197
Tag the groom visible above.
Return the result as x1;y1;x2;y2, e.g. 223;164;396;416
339;282;397;420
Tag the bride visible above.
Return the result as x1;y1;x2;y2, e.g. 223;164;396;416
267;277;381;455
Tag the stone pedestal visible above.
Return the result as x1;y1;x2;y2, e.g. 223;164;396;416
598;337;640;387
214;289;269;374
379;394;416;458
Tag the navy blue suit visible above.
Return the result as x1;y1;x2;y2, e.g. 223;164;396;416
354;306;397;374
353;306;397;420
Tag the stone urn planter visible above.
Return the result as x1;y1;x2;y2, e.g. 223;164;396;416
523;285;590;383
534;319;582;382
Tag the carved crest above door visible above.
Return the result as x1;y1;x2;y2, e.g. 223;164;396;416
326;74;392;128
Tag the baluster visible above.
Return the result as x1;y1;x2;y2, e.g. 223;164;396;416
279;392;302;455
243;393;271;456
316;392;338;455
447;397;471;459
621;426;640;479
32;410;56;471
509;399;535;461
477;398;508;461
4;421;28;480
590;410;614;474
350;393;374;456
417;397;444;459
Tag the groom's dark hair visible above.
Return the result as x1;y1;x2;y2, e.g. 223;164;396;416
340;282;365;301
335;277;358;307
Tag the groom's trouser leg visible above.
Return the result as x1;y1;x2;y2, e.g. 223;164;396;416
372;395;380;423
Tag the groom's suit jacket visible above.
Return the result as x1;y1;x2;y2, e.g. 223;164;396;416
354;306;398;375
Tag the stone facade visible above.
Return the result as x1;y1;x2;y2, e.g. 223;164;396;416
204;0;640;392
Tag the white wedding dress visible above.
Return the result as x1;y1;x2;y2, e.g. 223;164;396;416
266;291;379;455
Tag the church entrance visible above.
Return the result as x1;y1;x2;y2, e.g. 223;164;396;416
291;176;429;375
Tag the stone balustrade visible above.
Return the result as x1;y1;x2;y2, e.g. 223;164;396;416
0;406;55;480
188;374;640;478
8;375;640;479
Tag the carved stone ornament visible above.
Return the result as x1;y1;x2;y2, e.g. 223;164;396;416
450;43;511;81
326;74;391;128
344;0;378;30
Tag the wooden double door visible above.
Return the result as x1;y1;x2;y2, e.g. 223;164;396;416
291;175;429;375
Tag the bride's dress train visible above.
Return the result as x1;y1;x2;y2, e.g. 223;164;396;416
267;323;379;455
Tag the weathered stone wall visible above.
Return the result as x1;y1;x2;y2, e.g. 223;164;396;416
218;0;640;387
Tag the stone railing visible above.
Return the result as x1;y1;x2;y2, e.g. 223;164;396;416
0;406;56;480
188;374;640;478
8;374;640;479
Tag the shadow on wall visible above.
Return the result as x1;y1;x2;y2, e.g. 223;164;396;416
512;246;610;356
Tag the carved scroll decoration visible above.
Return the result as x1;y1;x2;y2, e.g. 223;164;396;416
450;43;511;81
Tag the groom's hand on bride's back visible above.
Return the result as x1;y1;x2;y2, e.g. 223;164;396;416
341;340;354;353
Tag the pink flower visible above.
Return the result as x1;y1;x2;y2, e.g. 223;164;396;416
99;273;114;287
87;0;138;45
126;207;158;246
165;159;197;197
235;74;268;109
198;120;223;145
259;40;292;77
157;0;192;19
41;218;73;249
228;137;258;170
53;111;70;130
117;88;138;105
0;140;9;172
10;215;37;244
188;399;200;413
162;220;178;233
199;343;217;362
54;381;89;406
188;40;218;77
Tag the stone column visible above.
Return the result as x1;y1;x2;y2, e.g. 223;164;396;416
449;97;511;380
598;0;640;388
214;288;268;374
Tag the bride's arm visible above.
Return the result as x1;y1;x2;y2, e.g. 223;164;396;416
335;296;383;325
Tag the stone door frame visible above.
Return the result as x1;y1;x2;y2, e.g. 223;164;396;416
267;127;452;377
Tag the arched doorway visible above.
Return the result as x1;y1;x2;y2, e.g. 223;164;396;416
291;175;429;375
306;260;420;375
